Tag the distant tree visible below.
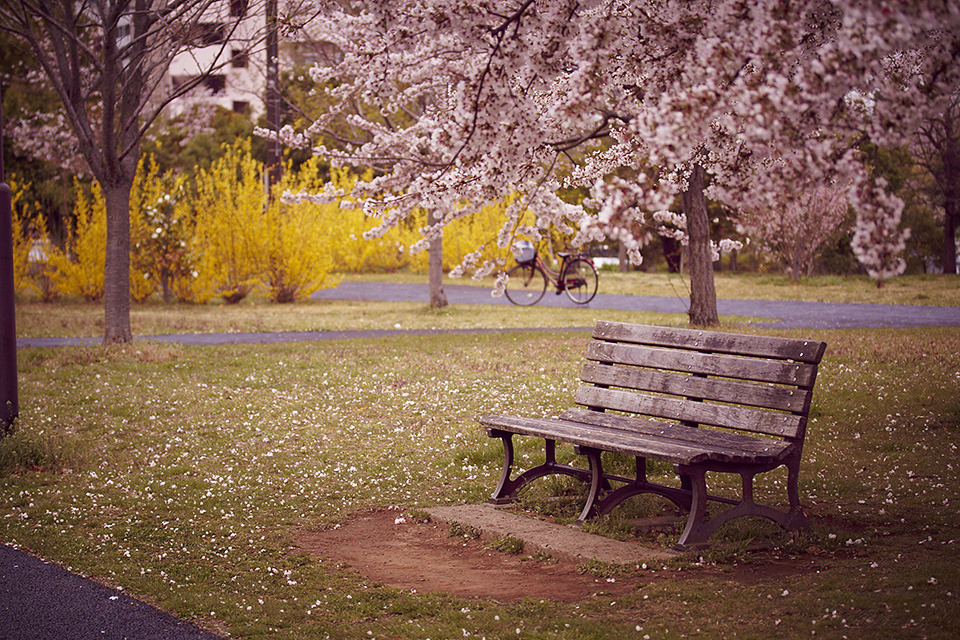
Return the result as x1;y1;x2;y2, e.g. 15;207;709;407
0;0;291;342
1;31;82;241
740;186;849;281
913;96;960;274
276;1;959;325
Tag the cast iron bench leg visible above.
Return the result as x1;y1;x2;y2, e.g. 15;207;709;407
675;462;810;550
488;431;591;504
576;452;694;523
675;466;712;549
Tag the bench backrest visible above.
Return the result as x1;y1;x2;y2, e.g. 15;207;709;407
576;321;827;443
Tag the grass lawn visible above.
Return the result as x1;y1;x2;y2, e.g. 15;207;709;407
3;313;960;638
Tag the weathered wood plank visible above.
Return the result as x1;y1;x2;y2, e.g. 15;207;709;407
585;341;820;387
593;320;827;364
559;408;793;456
579;361;812;413
480;413;793;465
573;386;804;438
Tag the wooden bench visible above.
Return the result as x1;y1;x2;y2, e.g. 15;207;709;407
480;321;827;549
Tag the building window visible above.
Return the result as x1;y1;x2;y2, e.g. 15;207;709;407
170;75;192;91
203;75;226;94
232;101;250;115
190;23;227;47
231;49;248;68
171;75;227;95
230;0;249;18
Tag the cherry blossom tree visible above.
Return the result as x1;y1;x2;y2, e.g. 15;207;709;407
274;0;959;325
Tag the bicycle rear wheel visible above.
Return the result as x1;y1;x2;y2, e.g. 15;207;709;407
561;258;598;304
504;263;547;306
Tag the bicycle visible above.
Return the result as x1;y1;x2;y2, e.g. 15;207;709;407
503;241;599;306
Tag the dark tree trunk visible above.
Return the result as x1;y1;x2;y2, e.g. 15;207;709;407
428;211;448;309
1;180;19;433
102;181;133;343
682;164;719;326
661;236;682;273
944;199;957;275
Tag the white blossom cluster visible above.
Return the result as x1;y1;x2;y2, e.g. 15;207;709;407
269;0;960;280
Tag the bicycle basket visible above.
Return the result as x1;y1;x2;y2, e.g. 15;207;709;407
511;240;536;263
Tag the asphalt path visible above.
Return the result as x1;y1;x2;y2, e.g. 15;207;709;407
310;281;960;329
16;281;960;349
0;544;222;640
4;280;959;639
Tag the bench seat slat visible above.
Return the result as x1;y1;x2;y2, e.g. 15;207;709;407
559;408;792;455
574;386;804;438
481;413;794;466
587;341;819;387
580;361;811;413
594;321;827;364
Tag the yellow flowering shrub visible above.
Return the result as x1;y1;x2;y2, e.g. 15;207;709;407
323;170;421;273
45;180;106;301
261;158;339;302
7;177;40;296
407;196;521;275
190;139;265;303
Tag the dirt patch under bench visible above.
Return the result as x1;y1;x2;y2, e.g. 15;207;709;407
295;508;813;602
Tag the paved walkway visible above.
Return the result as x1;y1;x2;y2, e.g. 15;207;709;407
16;282;960;349
312;281;960;329
0;543;222;640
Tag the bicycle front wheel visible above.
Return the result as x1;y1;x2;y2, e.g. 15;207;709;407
504;263;547;306
562;258;598;304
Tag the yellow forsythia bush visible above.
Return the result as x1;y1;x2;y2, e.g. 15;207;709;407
129;156;163;303
323;169;421;273
407;195;521;274
45;180;106;301
9;179;59;301
187;140;340;303
8;177;40;296
189;139;266;304
261;158;339;302
130;156;199;303
19;137;537;304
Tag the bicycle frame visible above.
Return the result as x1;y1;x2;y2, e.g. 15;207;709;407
532;253;581;291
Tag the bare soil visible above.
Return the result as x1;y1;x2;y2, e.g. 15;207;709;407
295;510;811;602
296;510;635;602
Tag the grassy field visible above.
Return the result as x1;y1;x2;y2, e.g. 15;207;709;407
3;275;960;639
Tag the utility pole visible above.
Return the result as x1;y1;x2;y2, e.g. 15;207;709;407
0;87;19;434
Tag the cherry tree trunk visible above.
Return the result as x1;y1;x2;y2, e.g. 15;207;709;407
102;181;133;344
682;164;719;326
944;199;957;275
428;210;448;309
